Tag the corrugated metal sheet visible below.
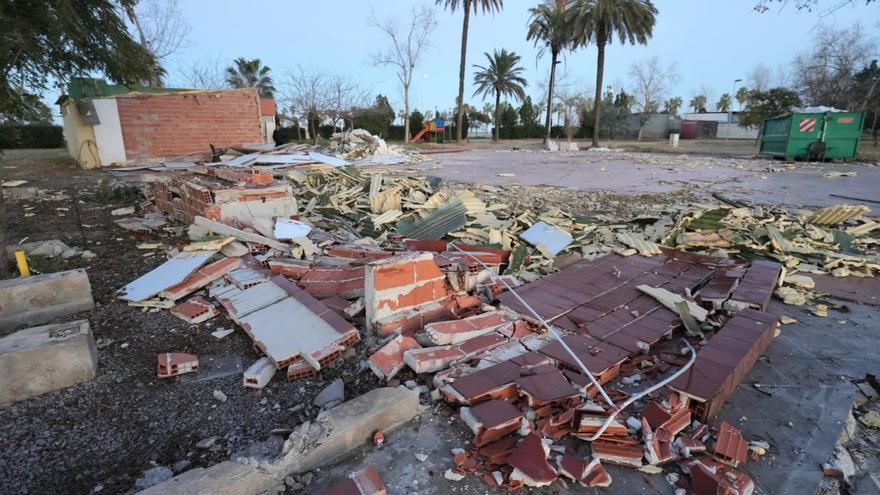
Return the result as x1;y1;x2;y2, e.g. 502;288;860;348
372;209;403;226
615;232;662;256
807;204;870;225
396;199;468;240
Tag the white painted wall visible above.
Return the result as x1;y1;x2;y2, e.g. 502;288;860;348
716;123;759;139
91;98;127;166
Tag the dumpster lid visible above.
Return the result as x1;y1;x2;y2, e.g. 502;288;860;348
793;105;848;113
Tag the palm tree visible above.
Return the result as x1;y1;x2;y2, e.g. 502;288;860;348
663;96;682;116
473;49;527;141
571;0;658;147
717;93;732;112
689;95;707;113
436;0;503;143
225;58;276;97
527;0;576;145
735;86;750;111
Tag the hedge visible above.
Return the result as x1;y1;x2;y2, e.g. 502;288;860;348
0;125;65;149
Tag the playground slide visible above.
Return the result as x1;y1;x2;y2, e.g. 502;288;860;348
410;128;427;143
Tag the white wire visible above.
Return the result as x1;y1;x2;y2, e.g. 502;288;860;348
449;244;617;408
581;339;696;442
448;244;698;429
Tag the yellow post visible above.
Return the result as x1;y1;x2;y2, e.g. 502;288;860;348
14;250;30;277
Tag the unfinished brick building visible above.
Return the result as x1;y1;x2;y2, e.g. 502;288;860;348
59;78;274;168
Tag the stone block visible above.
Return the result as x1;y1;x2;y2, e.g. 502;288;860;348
0;320;97;404
0;269;94;331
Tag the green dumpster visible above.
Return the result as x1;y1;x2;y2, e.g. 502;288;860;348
759;111;865;160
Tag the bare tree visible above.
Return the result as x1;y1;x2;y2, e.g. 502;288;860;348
370;6;437;141
176;56;227;89
748;64;772;92
325;75;370;132
792;24;877;109
629;57;678;113
629;56;679;139
281;66;330;143
126;0;190;85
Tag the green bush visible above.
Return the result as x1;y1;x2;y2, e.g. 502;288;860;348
0;125;65;149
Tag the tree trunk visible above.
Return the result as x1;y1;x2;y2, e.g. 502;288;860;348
404;84;411;142
543;50;558;144
871;112;878;146
494;90;501;141
591;39;606;148
0;186;8;279
456;1;471;143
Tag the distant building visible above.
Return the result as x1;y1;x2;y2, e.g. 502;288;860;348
681;111;758;139
57;78;276;168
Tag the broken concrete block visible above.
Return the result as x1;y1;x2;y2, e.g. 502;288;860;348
170;296;220;324
157;353;199;378
0;269;94;331
273;386;420;475
0;320;97;404
242;357;276;389
364;252;450;331
135;460;278;495
368;335;421;380
314;378;345;409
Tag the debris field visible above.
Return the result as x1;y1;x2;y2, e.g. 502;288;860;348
2;138;879;494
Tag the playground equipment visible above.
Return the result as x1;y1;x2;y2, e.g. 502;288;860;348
411;118;449;143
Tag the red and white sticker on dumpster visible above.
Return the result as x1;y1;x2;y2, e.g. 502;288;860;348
799;118;816;132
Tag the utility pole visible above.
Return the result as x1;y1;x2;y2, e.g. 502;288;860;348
728;78;742;141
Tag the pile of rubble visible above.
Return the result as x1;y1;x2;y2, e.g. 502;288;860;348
111;159;878;493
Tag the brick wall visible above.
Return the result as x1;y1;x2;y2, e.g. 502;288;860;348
116;88;262;160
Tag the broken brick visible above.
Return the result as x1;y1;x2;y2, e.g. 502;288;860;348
591;441;644;468
460;399;522;447
404;346;466;374
170;296;219;324
316;465;387;495
714;421;749;467
160;257;243;301
365;252;452;331
507;433;557;487
423;311;512;345
243;357;276;389
157;352;198;378
368;335;421;381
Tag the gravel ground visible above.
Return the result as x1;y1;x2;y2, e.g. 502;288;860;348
0;164;384;494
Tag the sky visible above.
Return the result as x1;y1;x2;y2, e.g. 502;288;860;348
66;0;880;118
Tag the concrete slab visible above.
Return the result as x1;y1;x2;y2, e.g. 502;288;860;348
135;460;278;495
0;320;97;404
409;149;880;207
269;386;421;475
0;269;94;331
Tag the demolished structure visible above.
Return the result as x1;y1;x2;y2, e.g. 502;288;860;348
107;153;879;493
